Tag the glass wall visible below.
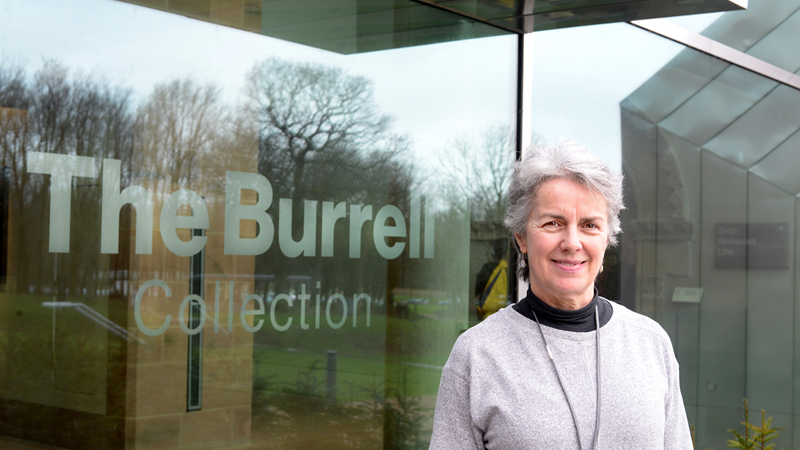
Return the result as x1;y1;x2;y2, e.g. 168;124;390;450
0;1;517;448
531;2;800;448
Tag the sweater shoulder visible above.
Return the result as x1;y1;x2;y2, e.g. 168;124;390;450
608;300;673;348
443;307;525;374
453;306;523;347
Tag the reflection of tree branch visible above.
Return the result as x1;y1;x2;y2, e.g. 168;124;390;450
436;124;520;222
246;57;416;297
248;58;400;201
0;60;135;295
135;78;223;194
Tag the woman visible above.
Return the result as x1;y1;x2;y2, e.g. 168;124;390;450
429;143;693;449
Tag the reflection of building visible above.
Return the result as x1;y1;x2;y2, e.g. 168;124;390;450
621;3;800;447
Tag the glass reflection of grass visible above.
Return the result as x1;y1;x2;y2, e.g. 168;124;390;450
253;311;460;365
252;346;445;401
250;304;458;448
251;355;431;450
0;293;112;413
253;346;386;403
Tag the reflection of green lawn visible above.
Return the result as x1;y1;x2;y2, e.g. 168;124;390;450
253;345;445;400
3;293;460;401
253;346;385;402
252;308;465;401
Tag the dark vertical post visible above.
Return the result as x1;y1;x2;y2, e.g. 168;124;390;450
187;226;204;411
515;32;526;162
326;350;337;400
0;167;8;287
510;33;529;302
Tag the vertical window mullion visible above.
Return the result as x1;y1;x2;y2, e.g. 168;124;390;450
187;226;204;411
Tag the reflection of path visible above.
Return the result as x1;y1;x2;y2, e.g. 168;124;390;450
41;301;146;344
0;436;68;450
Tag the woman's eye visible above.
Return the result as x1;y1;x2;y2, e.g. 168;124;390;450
584;223;599;230
543;221;558;227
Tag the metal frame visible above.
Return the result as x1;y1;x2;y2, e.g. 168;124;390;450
512;32;535;300
187;227;205;412
631;18;800;90
410;0;523;34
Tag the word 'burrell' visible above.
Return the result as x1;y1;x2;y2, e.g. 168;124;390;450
28;152;434;259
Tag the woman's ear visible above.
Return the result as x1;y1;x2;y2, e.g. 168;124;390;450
514;233;527;254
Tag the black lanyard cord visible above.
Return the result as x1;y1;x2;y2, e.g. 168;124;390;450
531;305;601;450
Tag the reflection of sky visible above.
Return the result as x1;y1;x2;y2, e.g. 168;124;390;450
0;0;517;172
529;13;722;171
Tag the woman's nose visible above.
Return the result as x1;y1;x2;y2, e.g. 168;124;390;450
560;226;582;252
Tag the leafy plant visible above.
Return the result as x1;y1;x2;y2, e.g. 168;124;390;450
694;399;796;450
749;409;783;450
727;399;783;450
727;398;756;449
382;387;429;450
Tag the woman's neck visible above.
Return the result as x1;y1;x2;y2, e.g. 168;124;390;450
530;286;594;311
512;287;613;332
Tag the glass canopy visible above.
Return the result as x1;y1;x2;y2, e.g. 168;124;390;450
119;0;746;53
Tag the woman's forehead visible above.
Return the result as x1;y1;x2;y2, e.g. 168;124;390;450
531;178;608;214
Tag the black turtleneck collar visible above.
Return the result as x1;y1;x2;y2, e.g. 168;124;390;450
512;287;613;332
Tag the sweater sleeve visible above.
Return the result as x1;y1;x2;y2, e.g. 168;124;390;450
429;344;484;450
663;344;694;449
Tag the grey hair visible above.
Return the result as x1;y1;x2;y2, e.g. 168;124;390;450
504;142;624;281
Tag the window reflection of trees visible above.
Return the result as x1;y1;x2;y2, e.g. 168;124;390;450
135;78;223;193
437;124;514;224
0;56;419;307
0;60;135;298
0;56;432;447
436;125;516;324
247;58;415;303
0;60;136;414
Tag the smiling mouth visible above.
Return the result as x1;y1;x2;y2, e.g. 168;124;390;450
554;260;585;268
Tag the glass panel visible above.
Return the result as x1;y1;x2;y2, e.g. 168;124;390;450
749;129;800;196
747;8;800;72
697;150;747;429
530;22;687;179
699;0;800;53
664;11;724;33
745;174;795;414
0;1;517;449
658;65;777;146
703;84;800;169
484;0;743;32
623;49;730;125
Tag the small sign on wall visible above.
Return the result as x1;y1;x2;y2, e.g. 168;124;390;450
672;287;703;303
714;223;789;270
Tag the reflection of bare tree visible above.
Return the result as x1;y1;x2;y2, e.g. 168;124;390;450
135;79;223;192
247;58;413;297
436;124;515;223
0;61;135;294
0;61;137;425
435;125;517;324
248;58;406;201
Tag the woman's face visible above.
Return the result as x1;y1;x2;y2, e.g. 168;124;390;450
515;178;608;310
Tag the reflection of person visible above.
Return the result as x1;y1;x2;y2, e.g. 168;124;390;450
430;143;692;449
474;238;508;320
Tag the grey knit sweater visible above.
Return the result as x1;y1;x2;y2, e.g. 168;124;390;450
429;301;693;449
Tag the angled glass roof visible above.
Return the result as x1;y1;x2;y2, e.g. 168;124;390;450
623;0;800;195
118;0;745;54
